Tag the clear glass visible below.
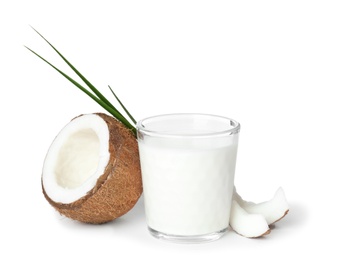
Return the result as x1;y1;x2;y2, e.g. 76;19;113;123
137;113;240;243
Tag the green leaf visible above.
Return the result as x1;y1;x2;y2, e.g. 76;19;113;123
25;46;137;136
108;85;137;124
29;26;126;121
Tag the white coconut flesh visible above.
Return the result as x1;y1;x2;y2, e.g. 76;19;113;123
233;187;289;225
230;200;270;238
42;114;110;204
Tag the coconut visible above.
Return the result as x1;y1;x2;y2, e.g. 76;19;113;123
233;187;289;225
42;113;142;224
230;200;271;238
229;187;289;238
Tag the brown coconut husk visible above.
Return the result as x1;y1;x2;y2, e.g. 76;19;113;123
42;113;142;224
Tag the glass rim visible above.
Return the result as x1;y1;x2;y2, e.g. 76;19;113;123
136;113;240;138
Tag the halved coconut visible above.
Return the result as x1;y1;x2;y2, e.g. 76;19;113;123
42;113;142;224
230;200;271;238
233;187;289;225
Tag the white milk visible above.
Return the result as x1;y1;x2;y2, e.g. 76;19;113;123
138;138;238;236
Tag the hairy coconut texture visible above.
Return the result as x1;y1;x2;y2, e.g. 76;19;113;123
42;113;142;224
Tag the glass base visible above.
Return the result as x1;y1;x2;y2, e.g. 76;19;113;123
148;227;227;243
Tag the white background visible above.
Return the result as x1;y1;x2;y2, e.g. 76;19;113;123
1;0;341;259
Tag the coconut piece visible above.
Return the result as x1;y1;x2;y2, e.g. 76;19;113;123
233;187;289;225
42;113;142;224
230;200;270;238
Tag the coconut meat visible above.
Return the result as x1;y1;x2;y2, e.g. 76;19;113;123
233;187;289;225
230;200;270;238
42;114;110;204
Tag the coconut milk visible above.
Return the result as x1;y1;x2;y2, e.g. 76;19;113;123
138;138;238;237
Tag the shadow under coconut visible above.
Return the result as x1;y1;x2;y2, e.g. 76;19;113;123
104;195;157;243
53;195;144;225
269;201;308;231
111;195;146;225
51;195;147;242
107;195;148;238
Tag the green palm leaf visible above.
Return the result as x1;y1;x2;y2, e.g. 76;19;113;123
25;45;137;136
108;85;137;124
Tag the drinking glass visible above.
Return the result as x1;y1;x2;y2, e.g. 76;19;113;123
137;113;240;243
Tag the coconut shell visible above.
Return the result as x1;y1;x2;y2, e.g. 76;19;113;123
42;113;142;224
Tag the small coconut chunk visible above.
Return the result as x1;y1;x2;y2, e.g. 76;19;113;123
233;187;289;225
230;200;270;238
